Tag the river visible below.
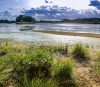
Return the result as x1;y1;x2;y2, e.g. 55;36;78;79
0;23;100;49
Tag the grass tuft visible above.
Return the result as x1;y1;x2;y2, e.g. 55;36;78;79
18;74;58;87
72;43;89;62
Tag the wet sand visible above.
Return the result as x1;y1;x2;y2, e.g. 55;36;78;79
33;30;100;38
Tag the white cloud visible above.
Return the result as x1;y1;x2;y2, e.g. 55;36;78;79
0;0;99;20
22;6;100;20
26;0;95;10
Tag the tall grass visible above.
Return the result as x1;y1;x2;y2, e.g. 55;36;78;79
0;42;84;87
17;74;58;87
72;43;89;61
97;52;100;59
55;58;74;81
92;52;100;74
53;45;68;55
8;47;55;87
54;58;77;87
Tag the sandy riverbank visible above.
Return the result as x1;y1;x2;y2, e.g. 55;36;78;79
33;30;100;38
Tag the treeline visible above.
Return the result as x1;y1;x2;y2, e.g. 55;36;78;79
37;20;61;23
0;14;100;24
62;18;100;24
37;18;100;24
0;15;36;24
16;15;36;23
0;19;15;23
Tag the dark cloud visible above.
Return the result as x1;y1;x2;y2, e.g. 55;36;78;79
22;6;100;20
89;0;100;9
45;0;49;3
45;0;53;3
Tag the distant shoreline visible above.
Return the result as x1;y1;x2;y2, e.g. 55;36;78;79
33;30;100;38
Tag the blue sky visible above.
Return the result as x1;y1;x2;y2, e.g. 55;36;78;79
0;0;100;20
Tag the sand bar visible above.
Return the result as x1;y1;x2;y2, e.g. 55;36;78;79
33;30;100;38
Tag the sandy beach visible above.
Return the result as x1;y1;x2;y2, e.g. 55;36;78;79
33;30;100;38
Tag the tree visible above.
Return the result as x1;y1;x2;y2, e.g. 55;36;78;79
16;15;36;22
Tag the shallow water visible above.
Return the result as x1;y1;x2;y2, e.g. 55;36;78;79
34;23;100;33
0;23;100;33
0;23;100;49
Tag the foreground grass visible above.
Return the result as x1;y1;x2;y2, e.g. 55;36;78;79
0;41;99;87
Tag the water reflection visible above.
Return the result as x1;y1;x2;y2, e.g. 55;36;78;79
0;23;100;49
0;23;100;33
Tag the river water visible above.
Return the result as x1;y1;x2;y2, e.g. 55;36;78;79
0;23;100;49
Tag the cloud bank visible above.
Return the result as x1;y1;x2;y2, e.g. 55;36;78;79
22;6;100;20
89;0;100;9
0;0;100;20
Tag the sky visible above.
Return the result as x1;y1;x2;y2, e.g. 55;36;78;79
0;0;100;20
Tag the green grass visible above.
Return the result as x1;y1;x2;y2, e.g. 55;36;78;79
90;52;100;85
55;58;74;81
54;58;77;87
92;52;100;74
72;43;89;62
53;45;68;55
17;74;58;87
0;41;99;87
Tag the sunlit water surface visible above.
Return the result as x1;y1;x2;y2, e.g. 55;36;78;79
0;23;100;49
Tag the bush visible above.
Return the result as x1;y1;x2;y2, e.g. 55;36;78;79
72;43;89;61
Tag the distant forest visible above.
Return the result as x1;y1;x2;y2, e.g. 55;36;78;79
62;18;100;24
0;19;15;23
0;15;100;24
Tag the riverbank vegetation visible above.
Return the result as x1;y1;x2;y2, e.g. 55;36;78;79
0;41;100;87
